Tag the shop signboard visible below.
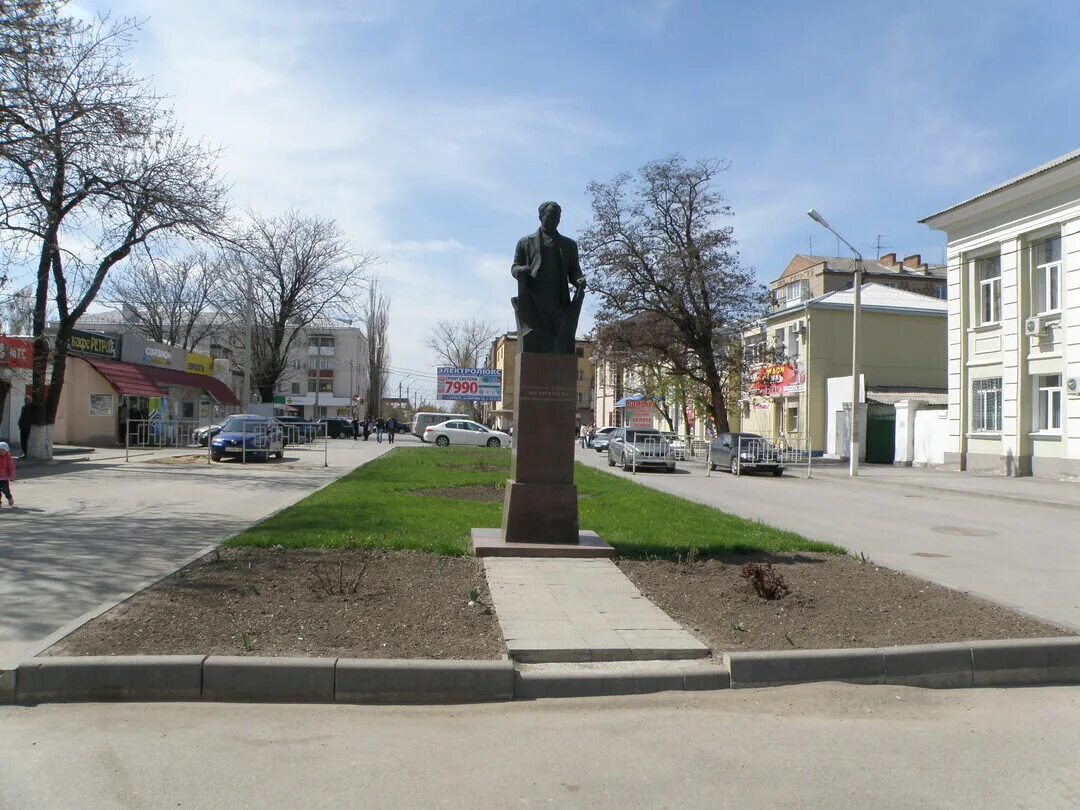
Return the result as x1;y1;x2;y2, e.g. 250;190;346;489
0;336;33;369
436;367;502;402
69;329;121;360
749;362;805;397
624;398;655;429
186;352;213;375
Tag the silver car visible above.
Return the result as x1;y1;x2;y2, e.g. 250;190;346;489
606;427;675;472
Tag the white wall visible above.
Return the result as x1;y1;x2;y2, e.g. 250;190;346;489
825;374;865;457
913;409;947;466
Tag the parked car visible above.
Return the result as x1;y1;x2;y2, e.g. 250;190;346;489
412;411;454;439
606;427;675;472
660;431;688;460
708;431;784;476
320;417;354;439
591;426;618;452
275;415;317;444
423;419;511;448
193;423;223;446
210;415;285;462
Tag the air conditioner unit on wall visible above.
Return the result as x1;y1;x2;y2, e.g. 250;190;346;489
1024;316;1046;336
1067;377;1080;396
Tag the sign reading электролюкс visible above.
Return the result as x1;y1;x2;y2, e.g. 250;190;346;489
436;367;502;402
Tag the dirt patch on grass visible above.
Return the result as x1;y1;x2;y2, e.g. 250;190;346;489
618;553;1074;651
412;485;504;502
47;548;504;659
145;454;211;465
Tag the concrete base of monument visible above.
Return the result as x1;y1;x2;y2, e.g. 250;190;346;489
470;528;615;559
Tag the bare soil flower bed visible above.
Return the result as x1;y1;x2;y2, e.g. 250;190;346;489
618;553;1074;651
47;548;505;660
47;548;1073;661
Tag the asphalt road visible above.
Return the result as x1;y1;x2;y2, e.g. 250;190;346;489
2;684;1079;808
0;438;396;666
575;446;1080;631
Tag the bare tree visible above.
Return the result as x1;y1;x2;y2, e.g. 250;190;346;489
223;210;374;404
363;280;389;419
105;248;226;350
580;156;767;433
0;11;228;457
424;318;497;421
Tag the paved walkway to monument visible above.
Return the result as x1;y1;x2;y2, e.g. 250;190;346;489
483;558;710;663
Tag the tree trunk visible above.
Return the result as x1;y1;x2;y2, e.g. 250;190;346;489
258;381;275;404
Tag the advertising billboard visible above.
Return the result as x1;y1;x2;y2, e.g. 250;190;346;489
436;367;502;402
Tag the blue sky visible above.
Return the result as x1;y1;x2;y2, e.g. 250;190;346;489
72;0;1080;402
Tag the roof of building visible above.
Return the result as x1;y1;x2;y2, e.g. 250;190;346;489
920;147;1080;223
777;254;946;282
866;386;948;406
810;283;948;314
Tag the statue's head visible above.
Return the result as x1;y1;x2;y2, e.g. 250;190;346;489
538;201;561;233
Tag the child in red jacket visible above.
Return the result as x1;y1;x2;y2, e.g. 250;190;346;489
0;441;15;508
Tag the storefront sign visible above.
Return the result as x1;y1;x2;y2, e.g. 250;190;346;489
749;362;805;397
186;352;212;375
624;398;655;429
436;367;502;402
0;336;33;369
69;329;120;360
142;345;172;367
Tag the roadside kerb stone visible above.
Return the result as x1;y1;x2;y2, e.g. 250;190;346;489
970;637;1080;687
15;656;204;703
202;656;335;703
726;648;886;688
515;660;730;699
335;659;514;703
1;667;16;703
883;643;974;689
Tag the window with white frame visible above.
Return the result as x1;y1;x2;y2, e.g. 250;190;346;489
773;328;786;357
787;325;801;357
975;255;1000;324
971;378;1002;433
1031;237;1061;315
1034;374;1062;433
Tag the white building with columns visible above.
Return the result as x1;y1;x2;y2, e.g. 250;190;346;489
922;149;1080;478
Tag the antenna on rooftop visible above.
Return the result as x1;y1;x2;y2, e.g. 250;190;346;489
874;234;892;259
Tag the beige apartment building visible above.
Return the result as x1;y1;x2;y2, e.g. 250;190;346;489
741;283;947;461
771;253;946;309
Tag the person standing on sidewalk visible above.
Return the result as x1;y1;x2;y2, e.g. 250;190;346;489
386;416;396;444
18;395;33;458
375;417;384;443
0;441;16;509
351;416;359;441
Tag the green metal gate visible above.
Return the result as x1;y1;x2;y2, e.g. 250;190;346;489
865;411;895;464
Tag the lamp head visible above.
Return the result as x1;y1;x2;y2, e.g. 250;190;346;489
806;209;830;229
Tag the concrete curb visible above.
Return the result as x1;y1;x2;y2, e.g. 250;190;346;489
7;637;1080;703
725;637;1080;689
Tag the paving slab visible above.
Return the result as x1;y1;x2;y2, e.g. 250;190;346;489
484;558;710;663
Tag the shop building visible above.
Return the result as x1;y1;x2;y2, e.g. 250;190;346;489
0;336;34;448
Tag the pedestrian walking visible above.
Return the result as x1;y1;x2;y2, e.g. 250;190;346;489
579;424;588;448
18;395;32;458
362;419;370;441
386;416;396;444
0;442;16;509
352;416;359;441
375;417;384;443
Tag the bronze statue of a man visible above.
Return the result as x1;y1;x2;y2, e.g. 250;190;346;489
511;201;586;354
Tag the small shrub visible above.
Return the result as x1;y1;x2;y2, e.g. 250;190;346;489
311;562;366;597
739;562;790;600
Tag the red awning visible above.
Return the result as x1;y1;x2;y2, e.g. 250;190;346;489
140;364;241;406
82;357;167;398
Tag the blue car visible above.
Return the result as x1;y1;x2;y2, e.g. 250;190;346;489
210;414;285;462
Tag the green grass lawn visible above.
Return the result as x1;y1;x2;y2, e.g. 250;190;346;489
225;447;842;558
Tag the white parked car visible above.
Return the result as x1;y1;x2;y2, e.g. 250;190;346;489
424;419;511;448
660;431;688;460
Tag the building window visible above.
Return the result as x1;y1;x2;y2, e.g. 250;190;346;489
787;325;800;358
971;378;1002;433
786;405;799;433
1034;374;1062;433
976;256;1000;324
1031;237;1061;315
773;328;786;357
291;383;300;394
307;378;333;394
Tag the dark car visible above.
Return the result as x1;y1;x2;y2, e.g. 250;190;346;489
193;423;223;446
210;415;285;462
275;415;317;444
708;431;784;476
319;417;354;439
606;427;675;472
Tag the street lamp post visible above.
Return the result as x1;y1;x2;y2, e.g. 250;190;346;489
807;209;862;477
